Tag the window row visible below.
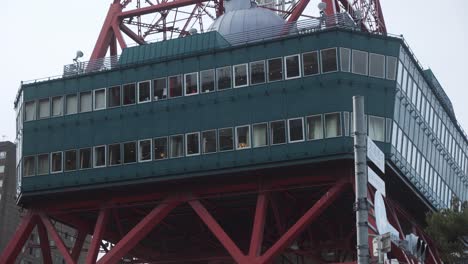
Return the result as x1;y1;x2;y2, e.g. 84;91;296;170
22;113;347;176
339;48;397;80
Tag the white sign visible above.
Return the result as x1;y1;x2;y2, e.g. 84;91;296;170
368;167;386;196
367;137;385;173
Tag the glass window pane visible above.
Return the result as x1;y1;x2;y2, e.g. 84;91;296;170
288;118;304;142
154;137;168;160
94;89;106;110
253;123;268;147
38;98;50;119
250;61;266;85
139;140;152;161
340;48;351;72
271;120;286;145
201;70;215;93
123;83;136;105
79;148;92;169
94;146;106;167
218;128;233;151
268;58;283;82
169;75;183;98
64;150;77;171
153;78;167;100
307;115;323;140
325;113;342;138
138;81;151;103
80;92;92;112
186;132;200;156
108;144;121;165
108;86;121;107
303;51;319;76
51;152;63;172
123;142;137;164
185;72;199;95
369;116;385;142
216;66;232;90
52;96;63;117
285;55;300;79
236;126;251;149
321;48;338;73
38;154;49;175
23;156;35;176
65;95;78;115
170;135;184;158
386;56;397;80
24;101;36;121
234;64;248;87
352;50;368;75
202;130;217;154
369;53;385;78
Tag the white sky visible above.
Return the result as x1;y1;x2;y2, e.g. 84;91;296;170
1;0;467;142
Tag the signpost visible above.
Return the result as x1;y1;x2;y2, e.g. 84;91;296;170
367;137;385;173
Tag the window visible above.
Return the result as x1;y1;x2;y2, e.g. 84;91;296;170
79;148;92;169
325;113;342;138
123;142;137;164
253;123;268;147
138;81;151;103
186;132;200;156
234;64;248;87
94;89;106;110
153;78;167;100
139;139;152;162
108;144;121;166
108;86;121;107
0;151;5;159
217;66;232;90
386;56;397;80
153;137;168;160
65;94;78;115
340;48;351;72
38;98;50;119
250;61;266;85
24;101;36;121
236;125;251;149
219;128;234;151
270;120;286;145
352;50;368;75
169;75;183;98
306;115;323;140
321;48;338;73
37;154;49;175
64;150;77;171
23;156;35;176
268;58;283;82
51;96;63;117
79;92;92;112
303;51;319;76
184;72;199;96
285;54;300;79
369;116;385;142
0;165;3;174
170;135;184;158
369;53;385;78
202;130;217;154
93;146;106;168
123;83;136;105
51;152;63;173
200;70;215;93
288;118;304;142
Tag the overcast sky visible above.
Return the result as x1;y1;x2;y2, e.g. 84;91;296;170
1;0;467;142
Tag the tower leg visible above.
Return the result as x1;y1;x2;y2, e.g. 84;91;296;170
0;211;37;264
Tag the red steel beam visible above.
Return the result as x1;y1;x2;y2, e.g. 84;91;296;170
90;2;123;60
287;0;311;22
249;192;269;257
259;179;348;264
0;211;38;264
71;230;87;262
189;199;247;263
86;208;110;264
39;213;76;264
119;0;207;18
37;220;53;264
97;197;180;264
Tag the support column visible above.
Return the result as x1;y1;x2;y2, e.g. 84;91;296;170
39;213;76;264
0;211;38;264
71;230;87;262
86;208;110;264
37;220;53;264
249;192;269;258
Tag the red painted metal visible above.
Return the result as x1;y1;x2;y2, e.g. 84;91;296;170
39;213;76;264
248;192;269;257
71;230;87;262
37;220;53;264
86;208;110;264
0;211;38;264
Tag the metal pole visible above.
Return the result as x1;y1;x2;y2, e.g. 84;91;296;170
353;95;369;264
